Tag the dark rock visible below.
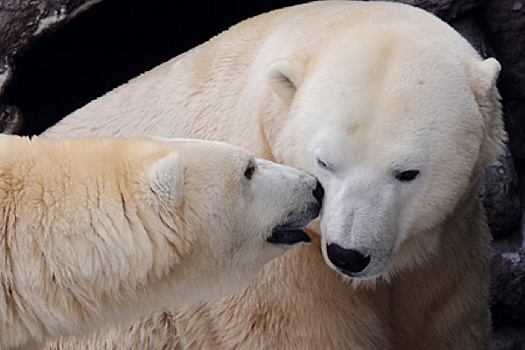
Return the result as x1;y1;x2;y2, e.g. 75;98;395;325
450;13;494;58
481;0;525;169
501;79;525;170
480;149;522;239
0;0;102;57
490;248;525;327
0;0;102;133
481;0;525;81
491;326;525;350
0;104;22;134
383;0;486;21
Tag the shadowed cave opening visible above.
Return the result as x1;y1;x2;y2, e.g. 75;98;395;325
5;0;305;136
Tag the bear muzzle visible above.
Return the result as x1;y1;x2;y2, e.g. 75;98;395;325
267;180;323;246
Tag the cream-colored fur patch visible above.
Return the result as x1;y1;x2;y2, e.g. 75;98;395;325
0;135;320;349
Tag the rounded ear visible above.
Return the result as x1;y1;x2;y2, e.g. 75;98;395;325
467;57;507;165
470;57;501;102
149;151;184;205
267;58;303;101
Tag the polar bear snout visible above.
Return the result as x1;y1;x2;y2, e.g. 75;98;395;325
266;179;323;247
296;179;323;225
326;244;371;275
295;179;323;223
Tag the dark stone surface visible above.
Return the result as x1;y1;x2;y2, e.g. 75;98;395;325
384;0;485;21
450;13;494;58
492;326;525;350
481;0;525;170
0;104;22;134
0;0;101;133
490;248;525;326
0;0;96;58
480;149;522;239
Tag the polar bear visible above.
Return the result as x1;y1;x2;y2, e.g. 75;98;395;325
42;1;505;349
0;135;322;350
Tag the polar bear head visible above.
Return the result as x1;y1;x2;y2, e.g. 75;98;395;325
261;9;504;279
137;138;323;293
149;139;323;253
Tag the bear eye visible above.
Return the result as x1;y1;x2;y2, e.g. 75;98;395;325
317;159;329;170
244;163;256;180
396;170;420;182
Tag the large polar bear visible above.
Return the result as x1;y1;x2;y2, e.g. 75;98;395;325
43;1;505;349
0;135;322;350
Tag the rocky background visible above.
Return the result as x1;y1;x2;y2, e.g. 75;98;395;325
0;0;523;348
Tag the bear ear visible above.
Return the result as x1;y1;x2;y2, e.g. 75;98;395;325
267;58;303;101
470;57;501;101
468;57;507;164
149;151;184;205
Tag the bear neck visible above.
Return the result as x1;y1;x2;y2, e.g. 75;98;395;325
387;180;491;348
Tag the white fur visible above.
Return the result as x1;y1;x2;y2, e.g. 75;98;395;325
149;151;184;205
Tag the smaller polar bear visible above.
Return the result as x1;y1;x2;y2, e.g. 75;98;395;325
0;135;322;350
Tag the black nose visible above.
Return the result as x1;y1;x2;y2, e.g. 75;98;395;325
326;244;370;273
313;180;324;206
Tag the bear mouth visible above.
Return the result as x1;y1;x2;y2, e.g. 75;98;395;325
267;226;311;246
